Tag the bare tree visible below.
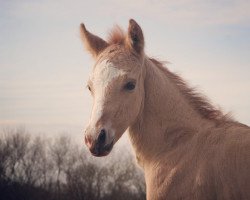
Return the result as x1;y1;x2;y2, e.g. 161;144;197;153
0;128;146;200
4;128;30;183
49;135;72;198
21;136;46;185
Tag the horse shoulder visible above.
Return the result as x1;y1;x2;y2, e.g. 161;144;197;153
212;124;250;199
146;124;250;200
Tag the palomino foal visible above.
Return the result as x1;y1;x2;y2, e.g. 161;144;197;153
81;19;250;200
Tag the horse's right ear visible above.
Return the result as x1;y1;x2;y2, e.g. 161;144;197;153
80;23;108;58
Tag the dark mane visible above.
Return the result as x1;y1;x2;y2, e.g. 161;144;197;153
150;58;233;123
107;25;126;45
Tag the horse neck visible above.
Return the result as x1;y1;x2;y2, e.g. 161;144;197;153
128;57;212;167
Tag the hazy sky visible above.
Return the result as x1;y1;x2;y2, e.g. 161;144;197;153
0;0;250;139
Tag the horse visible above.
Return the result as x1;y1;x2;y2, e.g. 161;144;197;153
80;19;250;200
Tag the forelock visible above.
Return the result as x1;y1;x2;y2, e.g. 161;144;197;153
107;25;126;45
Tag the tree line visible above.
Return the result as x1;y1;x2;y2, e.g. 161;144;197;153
0;127;146;200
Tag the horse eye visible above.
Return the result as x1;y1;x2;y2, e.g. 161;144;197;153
124;82;136;91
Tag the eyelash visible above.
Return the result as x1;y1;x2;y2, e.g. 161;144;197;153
87;85;91;92
87;82;136;92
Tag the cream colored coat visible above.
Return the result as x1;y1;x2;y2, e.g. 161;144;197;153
81;19;250;200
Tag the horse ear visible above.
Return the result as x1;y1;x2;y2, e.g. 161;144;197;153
80;23;108;58
126;19;144;55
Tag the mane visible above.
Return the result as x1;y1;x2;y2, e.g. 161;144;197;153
106;26;233;123
149;58;233;123
107;25;126;45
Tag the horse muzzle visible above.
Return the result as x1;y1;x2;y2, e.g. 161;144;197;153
84;129;114;157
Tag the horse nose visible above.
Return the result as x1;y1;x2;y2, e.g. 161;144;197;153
97;129;106;145
84;129;106;153
85;128;113;157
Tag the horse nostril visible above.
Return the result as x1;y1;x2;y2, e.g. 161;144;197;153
98;129;106;144
85;135;93;148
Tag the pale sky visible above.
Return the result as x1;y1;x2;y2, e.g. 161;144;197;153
0;0;250;140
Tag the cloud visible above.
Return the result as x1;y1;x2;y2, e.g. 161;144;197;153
0;0;249;134
3;0;250;27
97;0;250;27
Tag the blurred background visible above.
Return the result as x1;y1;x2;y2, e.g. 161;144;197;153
0;0;249;199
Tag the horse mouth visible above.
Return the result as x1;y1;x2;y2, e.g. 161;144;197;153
91;140;114;157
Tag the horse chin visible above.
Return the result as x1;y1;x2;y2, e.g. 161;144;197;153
91;150;111;157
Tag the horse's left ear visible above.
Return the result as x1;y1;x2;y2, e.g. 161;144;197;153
126;19;144;55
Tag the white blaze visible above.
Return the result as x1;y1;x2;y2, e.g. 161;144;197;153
94;59;126;88
89;59;126;139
